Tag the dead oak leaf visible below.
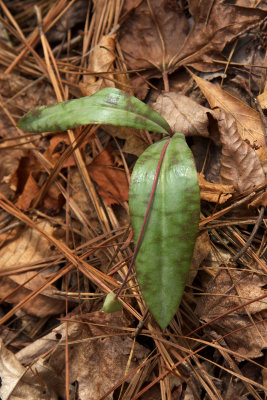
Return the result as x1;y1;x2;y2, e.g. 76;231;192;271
88;145;129;205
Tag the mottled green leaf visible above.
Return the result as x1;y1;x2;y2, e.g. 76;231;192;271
18;88;171;134
129;132;200;330
102;292;122;313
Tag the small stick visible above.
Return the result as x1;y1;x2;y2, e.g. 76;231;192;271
131;309;149;337
231;206;265;262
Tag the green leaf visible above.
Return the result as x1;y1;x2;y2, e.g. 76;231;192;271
129;132;200;330
18;88;171;134
102;292;122;313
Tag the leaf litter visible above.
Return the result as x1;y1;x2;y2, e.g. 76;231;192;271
0;1;267;400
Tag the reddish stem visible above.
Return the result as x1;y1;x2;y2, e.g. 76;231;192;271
115;138;171;300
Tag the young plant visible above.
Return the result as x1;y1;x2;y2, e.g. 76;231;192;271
18;88;200;330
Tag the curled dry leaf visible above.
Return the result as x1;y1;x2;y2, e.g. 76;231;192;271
196;269;267;360
218;111;265;192
198;172;234;203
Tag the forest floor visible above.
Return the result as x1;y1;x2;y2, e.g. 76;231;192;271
0;1;267;399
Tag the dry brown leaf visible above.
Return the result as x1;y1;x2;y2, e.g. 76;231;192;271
0;274;65;318
171;1;266;72
43;132;76;168
119;0;188;71
80;34;116;96
198;172;234;203
104;125;149;156
16;174;40;211
192;73;267;161
0;339;57;400
196;269;267;360
152;92;213;139
6;154;39;193
48;312;149;400
0;221;65;317
217;111;265;192
0;221;56;271
13;153;64;213
43;184;65;215
119;1;265;75
0;148;26;202
0;72;56;113
0;71;55;200
88;145;129;205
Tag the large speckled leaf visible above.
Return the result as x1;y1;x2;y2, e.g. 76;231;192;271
18;88;171;134
129;132;200;330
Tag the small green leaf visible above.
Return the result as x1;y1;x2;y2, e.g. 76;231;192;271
102;292;122;313
129;132;200;330
18;88;171;134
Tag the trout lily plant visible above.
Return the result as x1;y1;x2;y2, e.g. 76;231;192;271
18;88;200;330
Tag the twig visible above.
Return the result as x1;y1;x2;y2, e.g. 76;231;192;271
131;309;149;337
231;206;265;262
